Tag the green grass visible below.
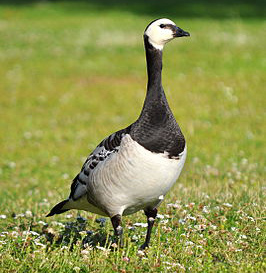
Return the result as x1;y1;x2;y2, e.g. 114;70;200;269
0;1;265;272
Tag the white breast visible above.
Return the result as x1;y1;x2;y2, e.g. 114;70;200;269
86;134;187;217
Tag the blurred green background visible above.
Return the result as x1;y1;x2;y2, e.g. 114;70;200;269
0;1;265;272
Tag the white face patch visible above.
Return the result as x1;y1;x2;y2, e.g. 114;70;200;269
145;18;176;50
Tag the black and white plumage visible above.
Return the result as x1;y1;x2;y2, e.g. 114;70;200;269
47;18;190;249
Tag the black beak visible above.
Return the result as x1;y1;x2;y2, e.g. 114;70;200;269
174;26;190;37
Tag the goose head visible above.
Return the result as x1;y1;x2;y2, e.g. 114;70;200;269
144;18;190;50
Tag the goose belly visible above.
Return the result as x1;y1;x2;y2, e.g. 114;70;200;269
88;134;187;217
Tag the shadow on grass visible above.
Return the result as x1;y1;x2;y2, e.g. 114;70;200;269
0;0;265;19
42;216;112;250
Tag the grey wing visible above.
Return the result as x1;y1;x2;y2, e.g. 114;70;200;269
68;126;131;201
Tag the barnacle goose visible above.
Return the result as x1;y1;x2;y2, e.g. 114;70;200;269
47;18;190;249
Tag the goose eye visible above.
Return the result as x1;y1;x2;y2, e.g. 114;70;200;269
160;24;166;28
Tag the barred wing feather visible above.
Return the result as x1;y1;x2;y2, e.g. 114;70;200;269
69;126;131;201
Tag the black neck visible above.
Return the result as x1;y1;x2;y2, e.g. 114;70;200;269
144;35;163;93
141;35;169;112
129;35;186;157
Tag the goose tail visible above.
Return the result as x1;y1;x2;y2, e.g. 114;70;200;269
46;199;70;217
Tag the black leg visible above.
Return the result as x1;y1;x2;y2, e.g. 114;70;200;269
140;208;158;249
111;214;123;247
